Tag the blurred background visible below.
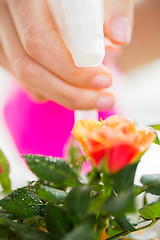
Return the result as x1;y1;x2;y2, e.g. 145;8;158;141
1;0;160;235
0;0;160;232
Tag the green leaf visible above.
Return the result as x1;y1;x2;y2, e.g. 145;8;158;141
155;135;160;145
24;155;80;188
24;216;46;229
87;168;101;191
106;217;113;233
106;217;136;239
113;163;138;194
68;145;80;165
0;224;9;239
0;186;45;219
134;185;144;196
89;192;105;213
38;185;67;203
0;150;12;194
102;189;135;215
0;217;50;240
151;124;160;131
141;174;160;185
141;174;160;195
107;226;125;238
0;210;14;219
115;216;136;231
46;203;73;240
62;215;96;240
139;199;160;220
143;193;148;206
65;186;92;224
6;233;20;240
66;138;82;169
145;186;160;196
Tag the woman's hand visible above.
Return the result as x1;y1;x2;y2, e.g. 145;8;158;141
0;0;133;110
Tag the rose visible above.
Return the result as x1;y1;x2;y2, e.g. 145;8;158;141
72;116;156;173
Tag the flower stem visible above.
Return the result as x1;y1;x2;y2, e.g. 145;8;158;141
96;228;104;240
101;173;112;196
106;219;159;240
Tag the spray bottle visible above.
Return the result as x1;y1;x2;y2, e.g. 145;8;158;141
47;0;105;121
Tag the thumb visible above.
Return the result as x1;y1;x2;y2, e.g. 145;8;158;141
104;0;134;45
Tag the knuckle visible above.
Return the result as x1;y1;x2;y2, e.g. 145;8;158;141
69;68;85;85
23;24;44;56
66;93;86;110
69;67;92;87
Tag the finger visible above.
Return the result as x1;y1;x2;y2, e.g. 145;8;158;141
103;38;122;65
0;40;11;71
25;87;47;103
1;2;114;110
7;0;112;89
0;38;47;103
104;0;134;45
0;47;9;70
0;7;47;104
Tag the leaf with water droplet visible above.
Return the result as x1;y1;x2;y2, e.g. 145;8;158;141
38;185;67;203
0;186;45;219
24;155;80;188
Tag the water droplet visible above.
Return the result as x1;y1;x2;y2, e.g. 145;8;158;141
140;146;145;152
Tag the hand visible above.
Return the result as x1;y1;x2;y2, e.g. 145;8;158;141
0;0;133;110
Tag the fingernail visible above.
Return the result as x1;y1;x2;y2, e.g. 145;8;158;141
92;75;112;88
111;16;131;43
96;95;114;110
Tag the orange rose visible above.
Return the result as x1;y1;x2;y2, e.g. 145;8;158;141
72;116;156;173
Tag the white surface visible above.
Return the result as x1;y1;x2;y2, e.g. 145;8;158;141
124;59;160;124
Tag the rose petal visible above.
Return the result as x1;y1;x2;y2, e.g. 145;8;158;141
108;144;139;173
90;148;107;167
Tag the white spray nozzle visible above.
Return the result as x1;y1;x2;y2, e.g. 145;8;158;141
48;0;105;68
